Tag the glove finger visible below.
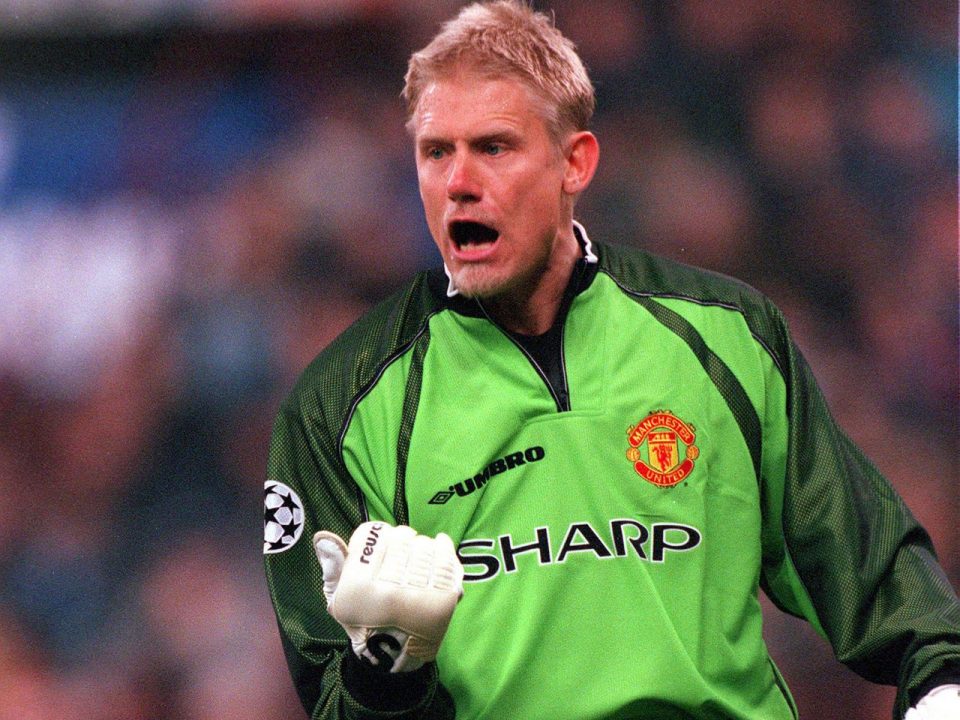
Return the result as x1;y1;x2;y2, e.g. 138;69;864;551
912;684;960;717
433;532;457;560
375;525;417;586
401;533;436;588
314;531;348;602
433;532;465;594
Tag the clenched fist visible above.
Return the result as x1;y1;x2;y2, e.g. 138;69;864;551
314;522;464;673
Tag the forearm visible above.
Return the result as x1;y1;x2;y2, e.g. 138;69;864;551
757;331;960;714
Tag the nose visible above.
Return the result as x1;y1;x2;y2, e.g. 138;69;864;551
446;152;481;203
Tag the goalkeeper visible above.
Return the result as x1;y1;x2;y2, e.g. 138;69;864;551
264;2;960;718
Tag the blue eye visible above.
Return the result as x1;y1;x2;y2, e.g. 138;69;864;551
485;144;502;156
428;148;444;160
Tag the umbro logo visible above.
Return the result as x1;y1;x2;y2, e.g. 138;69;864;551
429;446;545;504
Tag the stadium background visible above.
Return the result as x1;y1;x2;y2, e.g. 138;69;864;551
0;0;956;717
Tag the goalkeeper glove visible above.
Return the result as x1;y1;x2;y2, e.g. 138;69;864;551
904;685;960;720
313;521;464;673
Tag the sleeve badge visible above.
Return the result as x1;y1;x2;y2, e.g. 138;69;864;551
263;481;305;554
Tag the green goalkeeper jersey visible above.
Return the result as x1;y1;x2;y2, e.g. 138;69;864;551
264;230;960;719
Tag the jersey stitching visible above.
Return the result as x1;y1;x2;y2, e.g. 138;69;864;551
557;312;571;410
474;300;567;412
336;311;440;480
636;294;762;482
600;268;789;381
394;329;431;525
603;267;763;482
602;269;828;643
751;332;786;380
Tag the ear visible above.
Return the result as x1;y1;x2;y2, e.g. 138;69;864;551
562;131;600;196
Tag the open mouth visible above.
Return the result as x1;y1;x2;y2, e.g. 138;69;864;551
449;220;499;249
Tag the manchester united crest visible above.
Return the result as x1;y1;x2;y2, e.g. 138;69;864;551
626;411;699;487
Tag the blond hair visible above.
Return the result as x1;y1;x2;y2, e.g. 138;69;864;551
402;0;595;141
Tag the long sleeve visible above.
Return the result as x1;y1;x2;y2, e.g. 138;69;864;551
264;400;455;719
754;299;960;719
263;273;459;719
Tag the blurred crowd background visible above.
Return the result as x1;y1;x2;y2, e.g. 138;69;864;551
0;1;956;718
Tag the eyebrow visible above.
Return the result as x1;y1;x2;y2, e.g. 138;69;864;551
472;131;521;147
416;135;450;150
417;130;522;151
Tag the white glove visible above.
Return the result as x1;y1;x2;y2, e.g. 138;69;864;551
904;684;960;719
313;521;464;673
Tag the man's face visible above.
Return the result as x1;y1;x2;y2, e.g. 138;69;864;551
413;71;572;300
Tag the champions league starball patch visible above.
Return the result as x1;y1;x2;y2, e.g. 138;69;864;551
263;481;305;554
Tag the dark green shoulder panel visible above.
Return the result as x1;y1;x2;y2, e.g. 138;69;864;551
595;241;791;377
282;271;442;436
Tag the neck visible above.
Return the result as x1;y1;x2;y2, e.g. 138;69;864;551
483;233;581;335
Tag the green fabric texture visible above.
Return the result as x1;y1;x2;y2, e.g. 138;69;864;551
265;240;960;719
